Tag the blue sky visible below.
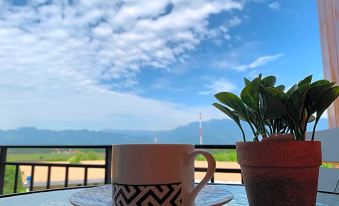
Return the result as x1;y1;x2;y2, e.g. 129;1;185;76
0;0;325;130
139;0;322;105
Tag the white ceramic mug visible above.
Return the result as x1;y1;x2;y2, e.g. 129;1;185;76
112;144;216;206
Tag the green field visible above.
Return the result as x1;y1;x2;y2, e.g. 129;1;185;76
4;150;105;194
7;151;105;163
7;149;236;163
196;149;237;162
4;166;25;194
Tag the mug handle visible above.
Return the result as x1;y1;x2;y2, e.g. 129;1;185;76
187;149;216;205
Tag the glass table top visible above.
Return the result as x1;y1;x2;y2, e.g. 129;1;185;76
0;185;337;206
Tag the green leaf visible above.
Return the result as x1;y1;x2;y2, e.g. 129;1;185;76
275;85;285;92
311;86;339;140
308;82;335;100
260;87;287;119
213;103;239;123
285;84;310;125
306;82;335;114
212;103;246;141
308;115;315;123
261;76;276;87
310;79;330;87
215;92;248;120
258;73;263;79
298;75;312;86
244;78;251;86
315;86;339;120
259;88;266;119
241;77;260;111
287;84;298;97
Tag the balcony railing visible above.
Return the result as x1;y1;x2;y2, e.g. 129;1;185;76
0;144;240;196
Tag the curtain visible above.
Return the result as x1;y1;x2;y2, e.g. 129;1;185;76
318;0;339;128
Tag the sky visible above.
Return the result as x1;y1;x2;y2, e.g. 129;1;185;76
0;0;325;130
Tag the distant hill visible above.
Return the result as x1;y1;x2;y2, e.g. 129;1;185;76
95;118;253;144
0;118;329;145
0;127;153;145
152;119;250;144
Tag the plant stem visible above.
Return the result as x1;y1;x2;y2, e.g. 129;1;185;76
240;127;246;142
311;118;319;141
301;114;310;141
247;122;256;138
273;120;277;134
268;124;273;135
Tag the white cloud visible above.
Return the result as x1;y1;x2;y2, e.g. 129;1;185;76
199;78;236;95
235;53;283;71
268;2;280;11
151;78;190;92
0;76;202;130
0;0;243;89
0;0;243;130
212;41;261;70
205;16;243;45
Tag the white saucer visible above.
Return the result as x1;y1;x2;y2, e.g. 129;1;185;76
69;184;234;206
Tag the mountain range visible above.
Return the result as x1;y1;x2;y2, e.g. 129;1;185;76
0;118;329;145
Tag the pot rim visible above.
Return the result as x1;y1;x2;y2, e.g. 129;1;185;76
236;140;321;144
236;141;322;167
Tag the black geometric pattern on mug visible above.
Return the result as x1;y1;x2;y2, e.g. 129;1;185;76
113;182;183;206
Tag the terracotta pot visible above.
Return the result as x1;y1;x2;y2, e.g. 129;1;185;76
236;138;322;206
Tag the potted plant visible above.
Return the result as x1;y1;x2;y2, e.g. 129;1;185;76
213;74;339;206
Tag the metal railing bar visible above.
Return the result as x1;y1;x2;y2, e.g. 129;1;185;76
65;166;69;188
84;167;88;186
46;166;51;189
0;144;241;196
0;144;236;149
4;162;105;168
0;147;7;195
13;165;19;193
104;147;112;184
195;145;236;149
195;168;241;173
29;165;35;192
0;145;111;149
